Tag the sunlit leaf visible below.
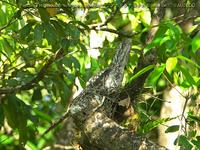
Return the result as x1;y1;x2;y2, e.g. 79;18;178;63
165;21;181;40
27;141;38;150
191;35;200;53
166;57;178;74
91;57;100;72
0;134;14;145
140;9;151;26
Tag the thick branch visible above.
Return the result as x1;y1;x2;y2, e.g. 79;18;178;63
82;112;166;150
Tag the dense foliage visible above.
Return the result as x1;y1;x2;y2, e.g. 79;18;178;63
0;0;200;149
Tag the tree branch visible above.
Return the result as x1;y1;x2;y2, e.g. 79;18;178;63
81;112;166;150
99;0;130;27
0;48;64;95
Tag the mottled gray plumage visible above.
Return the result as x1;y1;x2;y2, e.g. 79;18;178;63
105;38;131;91
88;38;131;91
43;38;132;135
70;38;132;121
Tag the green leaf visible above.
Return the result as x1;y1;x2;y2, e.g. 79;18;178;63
145;64;166;88
188;113;200;123
178;66;197;86
27;141;38;150
50;20;65;37
61;38;70;49
62;56;80;71
34;23;44;44
2;38;14;58
32;88;42;101
191;35;200;53
176;135;192;150
129;65;154;82
3;95;36;143
13;9;22;19
177;55;200;70
191;140;200;149
38;8;50;23
71;56;80;71
53;76;72;106
3;95;26;129
6;79;19;86
165;21;181;40
154;24;168;37
165;125;179;133
62;84;71;106
18;21;35;40
145;24;177;55
86;11;101;24
91;57;100;72
0;9;6;26
144;37;163;54
160;36;171;45
65;24;80;39
33;109;51;122
166;57;178;74
195;17;200;23
44;24;58;45
0;134;14;145
64;72;75;85
141;118;171;134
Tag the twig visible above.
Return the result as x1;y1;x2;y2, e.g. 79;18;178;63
163;73;193;149
163;73;185;98
96;27;138;37
41;110;70;136
99;0;130;27
145;93;171;103
91;14;199;38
